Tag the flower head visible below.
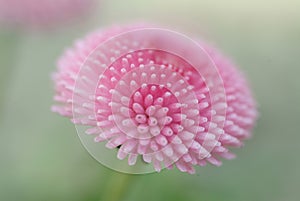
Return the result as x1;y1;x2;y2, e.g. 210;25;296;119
52;24;258;174
0;0;94;28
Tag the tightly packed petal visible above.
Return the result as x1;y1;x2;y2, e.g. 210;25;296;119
52;24;257;174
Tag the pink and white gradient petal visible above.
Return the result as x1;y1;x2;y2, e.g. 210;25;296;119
52;23;258;174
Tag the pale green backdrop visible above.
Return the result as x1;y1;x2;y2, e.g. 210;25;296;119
0;0;299;200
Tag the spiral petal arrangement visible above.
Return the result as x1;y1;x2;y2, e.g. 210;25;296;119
52;24;257;174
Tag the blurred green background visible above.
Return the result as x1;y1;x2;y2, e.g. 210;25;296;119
0;0;299;200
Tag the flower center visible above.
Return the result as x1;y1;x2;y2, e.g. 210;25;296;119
128;84;180;139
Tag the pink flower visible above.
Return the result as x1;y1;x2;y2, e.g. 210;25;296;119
0;0;94;28
52;24;258;174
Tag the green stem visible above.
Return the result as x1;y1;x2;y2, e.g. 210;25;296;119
101;173;135;201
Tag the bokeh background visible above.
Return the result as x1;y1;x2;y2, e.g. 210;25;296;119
1;0;300;200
